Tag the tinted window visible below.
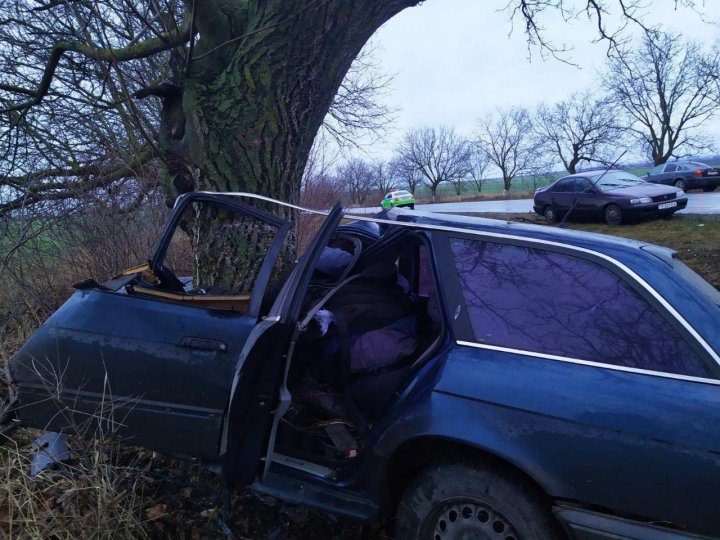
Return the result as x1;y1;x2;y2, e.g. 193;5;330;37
450;239;711;378
576;178;593;192
665;164;677;173
649;165;664;175
554;178;574;192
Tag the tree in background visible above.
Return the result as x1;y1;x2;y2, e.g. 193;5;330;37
535;92;620;174
370;160;398;194
337;159;374;206
476;108;537;194
395;126;471;202
604;30;719;165
389;157;423;194
467;146;490;193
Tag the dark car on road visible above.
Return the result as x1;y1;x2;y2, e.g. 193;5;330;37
645;161;720;192
10;192;720;539
533;170;687;225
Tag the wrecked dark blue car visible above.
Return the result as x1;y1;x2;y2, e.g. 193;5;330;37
11;192;720;539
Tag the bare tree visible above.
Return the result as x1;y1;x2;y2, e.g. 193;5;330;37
370;160;398;194
535;92;620;174
467;146;490;193
476;108;537;194
322;43;396;149
395;126;471;202
389;157;423;194
337;159;375;206
603;30;719;165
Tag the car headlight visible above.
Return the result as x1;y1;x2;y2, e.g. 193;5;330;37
630;197;652;204
676;190;685;197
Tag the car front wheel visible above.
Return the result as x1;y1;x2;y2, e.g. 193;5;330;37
674;179;687;190
396;462;562;540
543;205;558;223
604;204;623;226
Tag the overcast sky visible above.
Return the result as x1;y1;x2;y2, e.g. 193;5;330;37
347;0;720;163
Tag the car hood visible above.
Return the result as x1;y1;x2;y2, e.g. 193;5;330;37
603;183;680;197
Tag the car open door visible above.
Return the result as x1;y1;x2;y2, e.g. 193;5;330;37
220;203;343;486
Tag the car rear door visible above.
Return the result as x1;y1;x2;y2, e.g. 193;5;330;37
220;203;343;485
438;234;720;535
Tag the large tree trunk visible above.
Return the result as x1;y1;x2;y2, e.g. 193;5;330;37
162;1;419;282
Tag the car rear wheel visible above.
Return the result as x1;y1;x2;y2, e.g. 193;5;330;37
409;203;415;209
395;462;563;540
703;186;716;192
604;204;623;226
543;205;558;223
674;179;687;190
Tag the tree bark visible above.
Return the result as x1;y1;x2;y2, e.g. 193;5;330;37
161;0;419;280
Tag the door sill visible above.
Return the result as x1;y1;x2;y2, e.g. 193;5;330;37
253;471;377;521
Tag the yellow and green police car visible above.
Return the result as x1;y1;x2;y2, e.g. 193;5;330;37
381;189;415;210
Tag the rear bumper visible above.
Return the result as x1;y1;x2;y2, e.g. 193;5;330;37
692;175;720;188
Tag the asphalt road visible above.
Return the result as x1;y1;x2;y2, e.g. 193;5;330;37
353;192;720;215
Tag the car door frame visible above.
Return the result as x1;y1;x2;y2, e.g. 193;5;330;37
219;202;344;486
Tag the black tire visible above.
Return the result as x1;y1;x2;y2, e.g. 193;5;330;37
604;204;623;226
703;186;716;193
674;178;687;190
542;205;558;223
409;203;415;209
396;462;563;540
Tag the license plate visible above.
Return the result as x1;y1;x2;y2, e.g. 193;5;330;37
707;170;718;176
658;202;677;210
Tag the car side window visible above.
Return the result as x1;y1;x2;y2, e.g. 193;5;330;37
449;238;713;378
649;165;664;175
665;164;677;173
554;178;574;192
576;178;593;192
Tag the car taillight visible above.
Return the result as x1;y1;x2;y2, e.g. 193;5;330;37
695;169;703;177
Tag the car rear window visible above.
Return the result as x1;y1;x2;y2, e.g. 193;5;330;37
450;238;713;378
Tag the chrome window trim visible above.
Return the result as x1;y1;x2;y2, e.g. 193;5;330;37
183;192;719;368
457;340;720;386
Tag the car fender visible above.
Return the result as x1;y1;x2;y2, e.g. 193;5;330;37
372;389;568;498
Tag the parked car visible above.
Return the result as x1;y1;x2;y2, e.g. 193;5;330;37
10;192;720;539
645;161;720;192
533;169;687;225
381;188;415;210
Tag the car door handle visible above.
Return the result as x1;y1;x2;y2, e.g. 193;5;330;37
179;337;227;352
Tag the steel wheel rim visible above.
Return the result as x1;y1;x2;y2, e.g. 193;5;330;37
674;180;686;190
425;499;521;540
544;207;555;222
606;206;621;225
